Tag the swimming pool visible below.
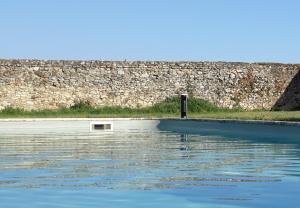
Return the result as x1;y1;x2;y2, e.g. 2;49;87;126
0;119;300;208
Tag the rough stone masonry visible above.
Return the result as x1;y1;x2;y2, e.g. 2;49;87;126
0;59;299;110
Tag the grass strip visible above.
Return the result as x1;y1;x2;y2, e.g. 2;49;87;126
0;97;299;122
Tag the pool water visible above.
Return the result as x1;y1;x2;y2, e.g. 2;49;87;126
0;129;300;207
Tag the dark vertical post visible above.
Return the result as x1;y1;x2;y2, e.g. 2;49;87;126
181;94;188;119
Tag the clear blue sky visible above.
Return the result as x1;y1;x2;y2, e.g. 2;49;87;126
1;0;299;63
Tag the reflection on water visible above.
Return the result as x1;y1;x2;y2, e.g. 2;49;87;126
1;132;300;191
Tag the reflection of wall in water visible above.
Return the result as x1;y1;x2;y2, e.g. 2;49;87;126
0;133;297;172
0;132;298;189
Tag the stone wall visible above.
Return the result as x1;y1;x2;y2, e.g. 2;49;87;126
0;59;299;110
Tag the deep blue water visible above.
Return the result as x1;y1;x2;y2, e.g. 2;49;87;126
0;130;300;207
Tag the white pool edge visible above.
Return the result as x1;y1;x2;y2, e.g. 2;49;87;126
0;117;300;126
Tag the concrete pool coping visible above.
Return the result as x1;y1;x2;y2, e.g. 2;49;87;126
0;117;300;126
1;118;300;142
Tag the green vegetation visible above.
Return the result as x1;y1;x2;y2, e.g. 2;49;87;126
1;97;300;122
189;111;300;122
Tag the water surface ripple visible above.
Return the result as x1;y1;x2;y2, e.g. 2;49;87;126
0;131;300;207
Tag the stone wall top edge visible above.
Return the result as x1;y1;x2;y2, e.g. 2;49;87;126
0;59;298;66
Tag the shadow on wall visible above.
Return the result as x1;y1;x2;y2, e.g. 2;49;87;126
272;69;300;110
